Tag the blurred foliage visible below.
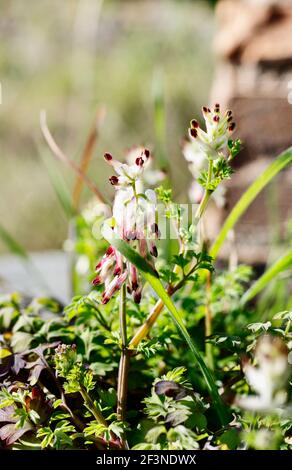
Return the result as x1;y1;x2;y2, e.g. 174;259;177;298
0;0;214;253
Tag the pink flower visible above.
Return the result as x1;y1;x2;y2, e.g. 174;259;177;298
93;149;159;304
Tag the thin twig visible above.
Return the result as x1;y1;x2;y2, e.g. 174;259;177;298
72;108;106;210
40;110;106;204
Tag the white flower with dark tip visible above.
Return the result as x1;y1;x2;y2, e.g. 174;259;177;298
125;146;165;190
104;148;150;188
93;149;159;304
188;104;236;160
183;140;226;207
237;335;290;412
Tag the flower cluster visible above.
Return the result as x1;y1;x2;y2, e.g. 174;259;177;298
183;104;236;206
188;104;235;160
93;149;159;304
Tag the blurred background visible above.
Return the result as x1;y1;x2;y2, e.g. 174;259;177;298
0;0;214;252
0;0;291;301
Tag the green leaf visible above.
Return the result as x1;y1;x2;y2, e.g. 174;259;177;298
240;251;292;306
211;148;292;259
247;321;271;333
219;429;240;450
273;310;292;321
0;224;29;259
102;224;229;425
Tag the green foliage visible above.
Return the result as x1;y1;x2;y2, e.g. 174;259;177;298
133;369;207;450
198;157;233;191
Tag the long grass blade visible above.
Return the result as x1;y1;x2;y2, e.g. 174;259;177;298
39;149;75;218
210;148;292;259
240;250;292;306
102;224;229;425
0;224;29;259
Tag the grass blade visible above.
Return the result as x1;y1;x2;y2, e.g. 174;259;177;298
39;149;75;218
0;224;29;259
210;148;292;259
102;224;229;425
240;250;292;306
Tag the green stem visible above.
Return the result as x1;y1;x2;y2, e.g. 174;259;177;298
129;160;214;349
285;320;291;336
119;283;127;347
205;271;214;370
195;160;213;220
80;386;108;428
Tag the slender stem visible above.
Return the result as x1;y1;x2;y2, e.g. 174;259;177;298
285;320;291;336
129;160;214;349
80;386;108;427
205;271;214;370
116;283;129;448
119;283;127;347
116;284;129;420
117;352;130;423
195;160;213;220
129;298;164;349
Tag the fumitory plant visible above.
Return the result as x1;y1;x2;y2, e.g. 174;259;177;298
0;103;291;450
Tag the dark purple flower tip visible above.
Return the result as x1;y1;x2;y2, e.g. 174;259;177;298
213;115;220;122
190;128;198;138
202;106;209;113
126;231;137;241
151;222;160;237
106;246;115;256
109;175;119;185
104;152;113;161
135;156;144;167
214;104;220;114
93;276;101;286
227;116;233;123
226;110;232;117
191;119;199;129
131;280;138;291
144;148;150;159
229;122;236;132
101;294;110;304
150;245;158;257
133;290;142;304
114;266;121;276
